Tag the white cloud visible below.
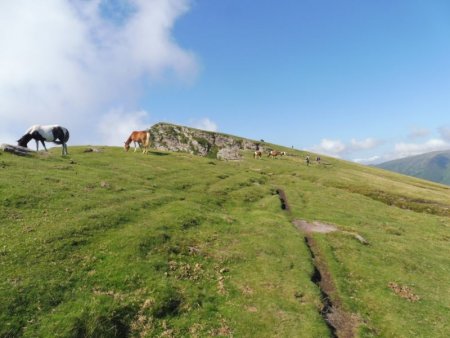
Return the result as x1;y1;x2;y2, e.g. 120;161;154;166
311;136;382;157
353;155;381;164
393;138;450;158
310;138;346;157
97;108;150;146
191;118;218;132
350;138;379;151
439;126;450;141
0;0;197;145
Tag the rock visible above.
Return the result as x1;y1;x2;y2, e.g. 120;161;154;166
83;147;103;153
217;147;241;160
353;233;369;245
1;144;34;156
149;123;261;160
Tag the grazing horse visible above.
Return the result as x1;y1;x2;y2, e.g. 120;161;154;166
254;150;262;159
124;130;151;154
17;125;70;156
268;150;286;158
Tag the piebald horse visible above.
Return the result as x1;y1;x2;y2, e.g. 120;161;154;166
17;125;70;156
254;150;262;159
124;130;151;154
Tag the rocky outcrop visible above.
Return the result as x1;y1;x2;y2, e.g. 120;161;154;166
148;123;261;160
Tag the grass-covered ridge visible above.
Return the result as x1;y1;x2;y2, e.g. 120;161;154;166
1;145;449;337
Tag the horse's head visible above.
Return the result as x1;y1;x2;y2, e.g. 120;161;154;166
17;134;31;148
124;142;130;151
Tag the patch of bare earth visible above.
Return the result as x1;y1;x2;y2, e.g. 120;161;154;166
293;220;369;245
293;220;337;233
388;282;420;302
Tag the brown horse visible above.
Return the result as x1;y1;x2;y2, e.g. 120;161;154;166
124;130;151;154
268;150;286;158
254;150;262;159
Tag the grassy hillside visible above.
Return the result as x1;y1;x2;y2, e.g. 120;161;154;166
1;144;449;337
376;150;450;186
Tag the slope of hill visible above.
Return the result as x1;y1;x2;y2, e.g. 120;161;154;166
1;132;449;337
376;150;450;186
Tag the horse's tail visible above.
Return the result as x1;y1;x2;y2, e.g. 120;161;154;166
63;128;70;143
145;131;151;147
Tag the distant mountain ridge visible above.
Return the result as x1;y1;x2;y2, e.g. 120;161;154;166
376;150;450;185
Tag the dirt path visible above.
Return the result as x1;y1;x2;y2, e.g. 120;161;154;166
276;188;359;338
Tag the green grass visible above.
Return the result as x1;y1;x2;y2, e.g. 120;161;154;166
0;146;449;337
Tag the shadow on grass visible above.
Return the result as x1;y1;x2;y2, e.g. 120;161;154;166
149;151;170;156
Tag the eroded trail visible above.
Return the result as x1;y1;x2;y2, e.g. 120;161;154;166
276;188;359;338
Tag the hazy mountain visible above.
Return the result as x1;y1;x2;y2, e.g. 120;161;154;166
376;150;450;185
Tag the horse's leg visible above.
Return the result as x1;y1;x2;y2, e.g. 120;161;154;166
35;139;39;151
42;141;48;152
133;141;138;152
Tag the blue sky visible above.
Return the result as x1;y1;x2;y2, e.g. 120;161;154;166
145;0;450;162
1;0;450;163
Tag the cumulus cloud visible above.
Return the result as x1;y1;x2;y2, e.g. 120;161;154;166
310;137;380;158
0;0;197;145
190;118;218;132
392;139;450;158
313;139;346;157
349;138;380;151
97;108;150;146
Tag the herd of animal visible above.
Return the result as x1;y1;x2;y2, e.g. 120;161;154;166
254;150;287;159
16;125;294;160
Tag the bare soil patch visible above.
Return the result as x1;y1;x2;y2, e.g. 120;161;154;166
293;220;369;245
388;282;420;302
293;220;337;233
